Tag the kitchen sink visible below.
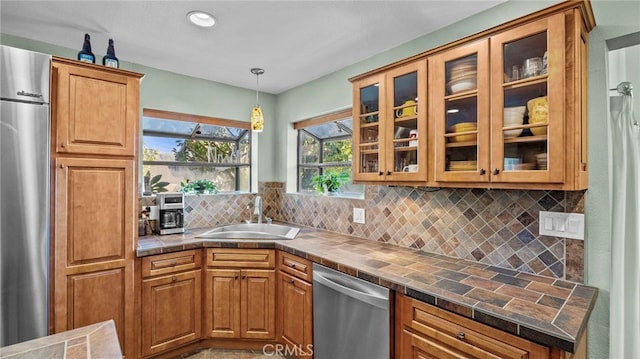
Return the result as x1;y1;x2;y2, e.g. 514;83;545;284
196;223;300;240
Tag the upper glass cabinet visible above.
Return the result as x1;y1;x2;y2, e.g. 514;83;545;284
431;40;490;183
353;60;427;182
490;13;565;184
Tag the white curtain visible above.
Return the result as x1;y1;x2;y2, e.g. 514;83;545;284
609;90;640;359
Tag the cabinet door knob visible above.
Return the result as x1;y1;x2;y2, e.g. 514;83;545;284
234;275;239;280
290;263;296;268
378;171;384;176
386;171;391;176
242;275;246;280
290;279;295;284
492;168;500;175
171;276;177;282
60;142;65;148
59;164;65;169
479;168;486;175
457;332;465;340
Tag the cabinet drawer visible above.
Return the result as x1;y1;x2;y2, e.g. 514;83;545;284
206;249;274;268
278;251;312;282
142;250;202;278
398;294;549;359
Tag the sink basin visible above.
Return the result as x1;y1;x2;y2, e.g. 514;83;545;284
197;223;300;240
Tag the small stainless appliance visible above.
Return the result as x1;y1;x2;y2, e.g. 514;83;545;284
1;45;51;346
313;263;390;359
157;192;185;235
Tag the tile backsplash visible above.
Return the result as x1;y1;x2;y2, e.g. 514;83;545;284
259;182;585;283
139;183;585;283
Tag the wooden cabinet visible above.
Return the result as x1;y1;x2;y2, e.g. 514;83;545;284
396;293;551;359
431;39;490;183
141;251;202;357
351;1;592;190
52;58;139;157
204;249;276;340
51;58;142;359
277;252;313;358
353;60;428;183
431;16;569;186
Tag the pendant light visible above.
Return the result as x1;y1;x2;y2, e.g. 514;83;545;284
250;68;265;132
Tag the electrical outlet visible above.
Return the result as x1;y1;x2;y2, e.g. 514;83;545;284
539;211;584;240
353;208;365;224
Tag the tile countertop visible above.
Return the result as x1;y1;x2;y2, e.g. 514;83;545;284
137;225;598;354
0;320;121;358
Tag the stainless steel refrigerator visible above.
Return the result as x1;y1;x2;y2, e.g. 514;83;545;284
0;45;51;346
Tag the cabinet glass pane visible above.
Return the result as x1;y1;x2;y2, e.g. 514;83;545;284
503;71;548;171
359;83;380;174
503;32;547;82
359;126;379;174
444;97;478;172
446;54;477;96
359;84;379;125
392;71;419;173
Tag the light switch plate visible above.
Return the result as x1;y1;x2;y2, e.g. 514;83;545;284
353;208;365;224
539;211;584;240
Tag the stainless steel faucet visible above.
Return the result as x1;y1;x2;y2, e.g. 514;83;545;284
254;196;263;224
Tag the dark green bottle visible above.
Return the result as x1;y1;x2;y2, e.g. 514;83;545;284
77;33;95;63
102;38;119;68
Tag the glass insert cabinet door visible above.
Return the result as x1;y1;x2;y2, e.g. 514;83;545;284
385;61;427;181
431;40;490;182
489;13;565;183
353;73;384;180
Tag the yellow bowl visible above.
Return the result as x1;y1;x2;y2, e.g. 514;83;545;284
450;122;477;132
449;122;477;142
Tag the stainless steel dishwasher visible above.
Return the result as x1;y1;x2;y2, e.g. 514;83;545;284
313;263;390;359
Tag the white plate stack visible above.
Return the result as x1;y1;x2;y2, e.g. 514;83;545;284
447;57;477;94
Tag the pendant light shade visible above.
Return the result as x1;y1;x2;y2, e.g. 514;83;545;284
250;68;265;132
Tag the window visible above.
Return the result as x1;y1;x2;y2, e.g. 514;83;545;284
142;109;251;193
295;109;363;196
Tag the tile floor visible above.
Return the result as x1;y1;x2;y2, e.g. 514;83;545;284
176;348;285;359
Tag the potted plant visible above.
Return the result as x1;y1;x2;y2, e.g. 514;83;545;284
180;179;218;195
311;172;349;195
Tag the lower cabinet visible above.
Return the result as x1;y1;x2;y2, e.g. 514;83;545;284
396;292;551;359
204;249;276;340
141;250;202;357
277;251;314;358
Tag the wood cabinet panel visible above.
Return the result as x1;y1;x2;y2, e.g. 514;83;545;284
52;59;140;157
55;158;132;265
277;271;313;358
142;270;201;357
204;269;241;338
66;268;125;346
242;269;276;339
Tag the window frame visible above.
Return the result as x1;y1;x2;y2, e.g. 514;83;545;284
142;108;252;193
294;109;359;195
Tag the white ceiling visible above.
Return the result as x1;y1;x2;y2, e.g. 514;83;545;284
0;1;508;94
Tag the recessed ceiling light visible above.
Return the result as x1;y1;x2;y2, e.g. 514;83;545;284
187;11;215;28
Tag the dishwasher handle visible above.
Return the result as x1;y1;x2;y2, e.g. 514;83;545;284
314;270;388;310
